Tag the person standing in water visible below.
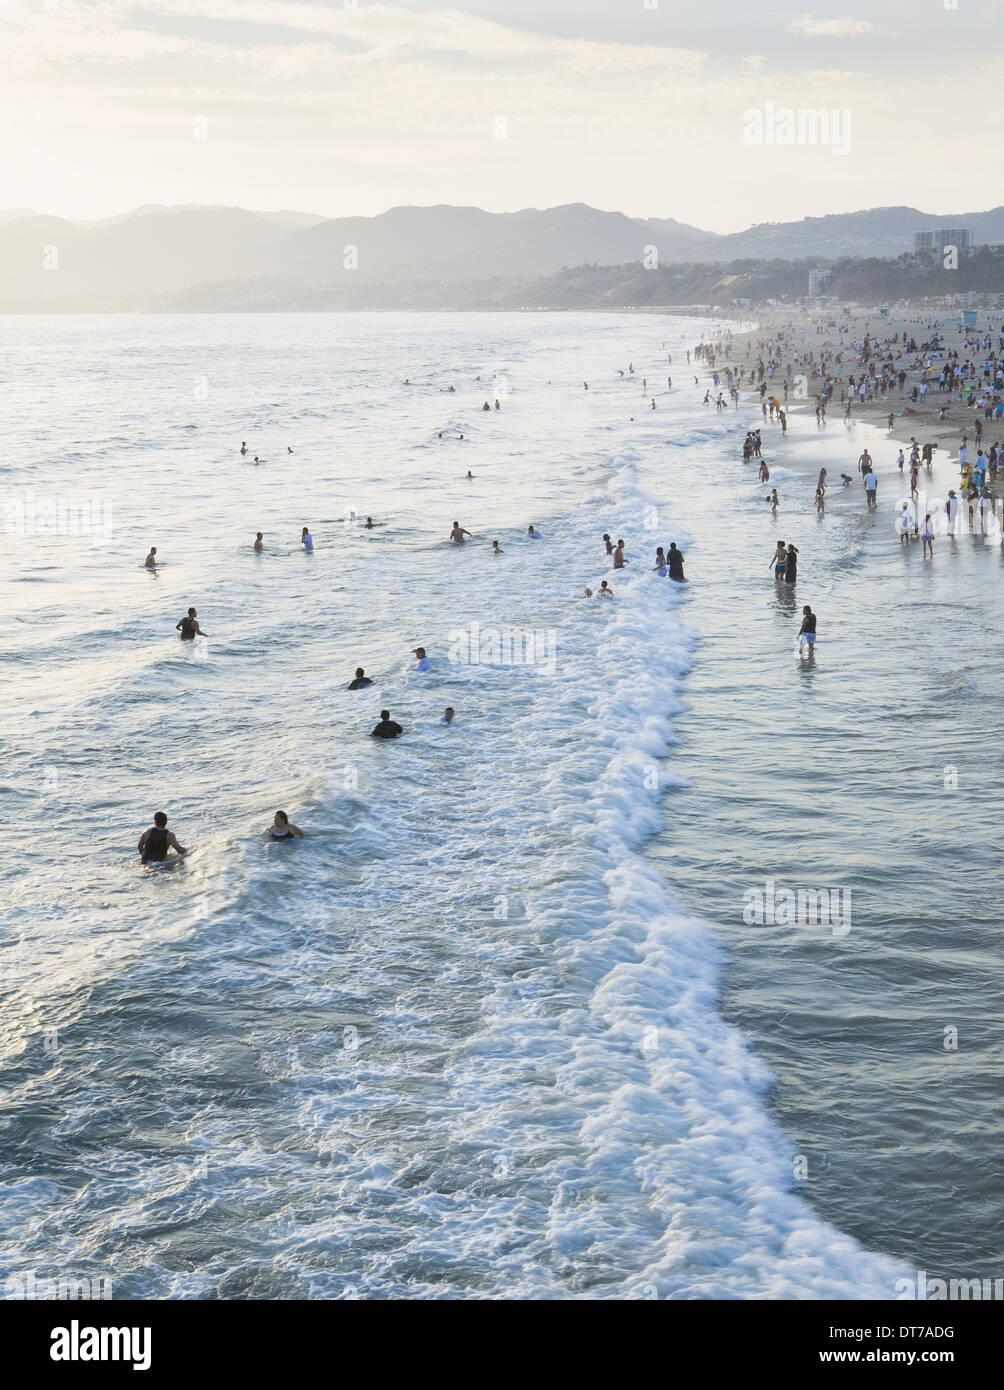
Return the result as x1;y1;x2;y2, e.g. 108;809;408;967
784;544;798;584
602;533;613;554
527;524;543;539
492;540;504;556
301;527;314;551
370;709;404;739
265;810;304;839
176;607;207;640
138;810;187;862
348;667;373;689
253;532;264;551
612;540;627;568
144;547;158;569
450;521;473;543
921;513;935;558
240;442;247;456
770;542;787;579
667;542;685;581
769;489;779;514
797;605;817;653
412;647;431;671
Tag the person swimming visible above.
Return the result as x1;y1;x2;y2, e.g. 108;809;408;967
176;607;207;640
287;446;294;454
266;809;304;840
348;667;373;689
144;547;157;569
527;524;542;539
301;527;314;551
138;810;187;862
440;707;455;724
371;709;403;739
466;471;474;478
412;647;431;671
254;532;264;550
450;521;473;543
492;540;503;555
364;517;375;529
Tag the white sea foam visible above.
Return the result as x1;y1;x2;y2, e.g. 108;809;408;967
0;312;914;1299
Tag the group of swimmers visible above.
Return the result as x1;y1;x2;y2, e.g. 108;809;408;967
137;349;743;862
139;807;306;861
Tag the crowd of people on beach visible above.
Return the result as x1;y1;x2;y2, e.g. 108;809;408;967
137;313;1004;860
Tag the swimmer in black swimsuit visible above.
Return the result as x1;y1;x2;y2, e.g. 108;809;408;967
138;810;188;862
176;607;208;640
371;710;404;739
348;667;373;690
266;810;304;839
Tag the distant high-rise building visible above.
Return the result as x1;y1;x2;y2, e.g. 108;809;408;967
913;228;972;254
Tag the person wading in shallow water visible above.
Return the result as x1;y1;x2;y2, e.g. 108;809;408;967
370;709;404;739
797;605;817;653
138;810;187;862
176;607;208;640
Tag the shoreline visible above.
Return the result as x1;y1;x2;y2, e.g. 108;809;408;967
692;308;1002;532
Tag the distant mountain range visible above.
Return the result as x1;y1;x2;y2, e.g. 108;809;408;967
1;202;1001;312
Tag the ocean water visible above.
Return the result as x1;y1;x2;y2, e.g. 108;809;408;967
0;311;992;1301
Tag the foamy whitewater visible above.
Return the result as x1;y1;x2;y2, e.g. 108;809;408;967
0;312;934;1298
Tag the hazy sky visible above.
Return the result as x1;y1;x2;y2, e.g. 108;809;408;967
3;0;1000;230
